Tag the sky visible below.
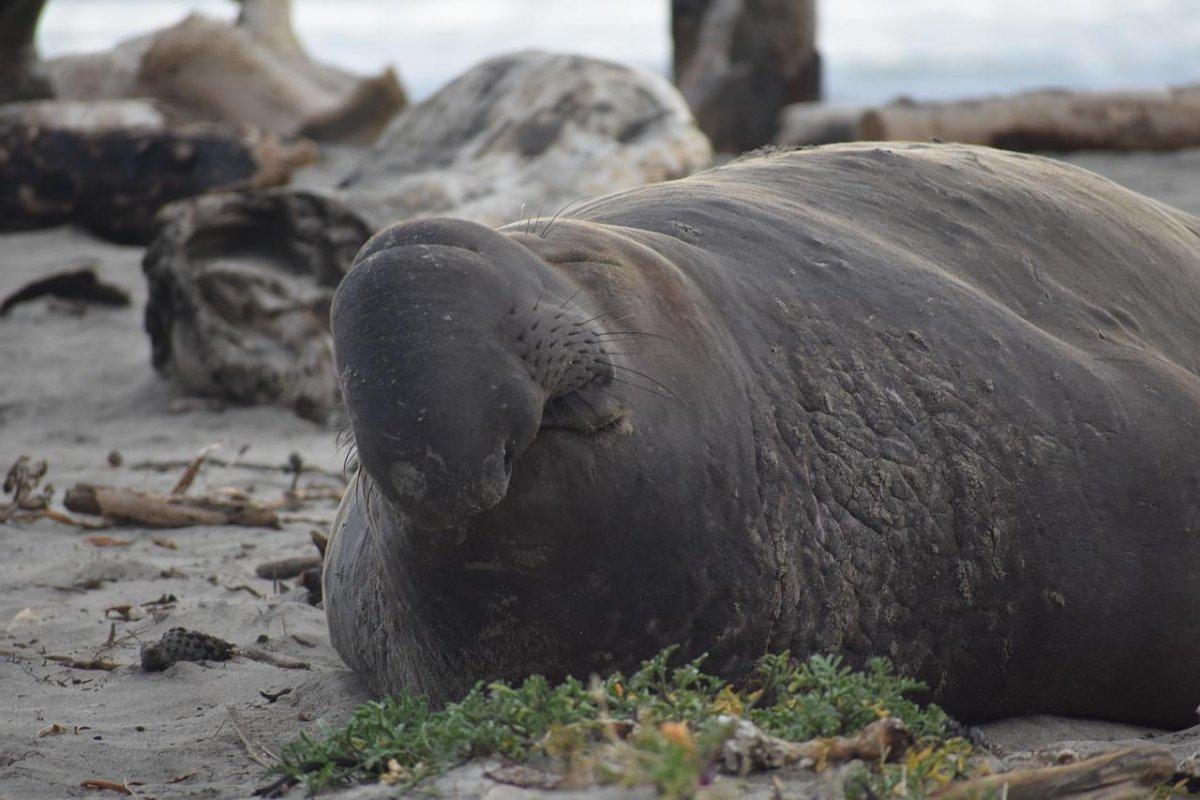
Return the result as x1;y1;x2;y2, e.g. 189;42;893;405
38;0;1200;103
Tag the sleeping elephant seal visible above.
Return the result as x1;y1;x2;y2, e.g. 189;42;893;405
324;142;1200;727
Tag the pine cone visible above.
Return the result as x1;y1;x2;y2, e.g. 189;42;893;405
141;627;234;671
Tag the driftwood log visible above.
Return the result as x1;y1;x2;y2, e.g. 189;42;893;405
0;120;314;243
46;0;406;143
859;85;1200;152
673;0;820;152
142;190;371;420
934;746;1176;800
64;484;281;529
0;0;51;103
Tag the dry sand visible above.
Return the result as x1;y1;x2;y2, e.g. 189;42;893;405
1;150;1199;799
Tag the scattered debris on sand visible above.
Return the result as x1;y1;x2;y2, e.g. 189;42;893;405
0;261;131;316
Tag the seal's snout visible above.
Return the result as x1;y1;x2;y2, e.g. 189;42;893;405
331;217;592;530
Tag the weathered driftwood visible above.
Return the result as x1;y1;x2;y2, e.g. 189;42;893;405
859;85;1200;152
0;121;314;244
934;746;1175;800
63;484;281;529
0;0;51;103
720;717;912;775
142;190;371;420
673;0;820;152
46;0;405;143
773;103;872;147
336;50;712;229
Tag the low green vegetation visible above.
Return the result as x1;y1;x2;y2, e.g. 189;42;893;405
277;648;975;797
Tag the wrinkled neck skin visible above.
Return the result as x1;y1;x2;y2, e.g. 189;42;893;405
329;217;769;700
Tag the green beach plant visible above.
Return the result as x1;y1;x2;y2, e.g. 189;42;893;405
276;647;968;796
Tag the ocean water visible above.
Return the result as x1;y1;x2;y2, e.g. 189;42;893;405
38;0;1200;103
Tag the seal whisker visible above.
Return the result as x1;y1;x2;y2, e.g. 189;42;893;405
596;360;680;401
557;287;582;310
605;373;677;402
539;196;588;239
591;330;678;343
569;390;609;427
558;393;595;431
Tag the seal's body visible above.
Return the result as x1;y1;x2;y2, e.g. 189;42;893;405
325;143;1200;726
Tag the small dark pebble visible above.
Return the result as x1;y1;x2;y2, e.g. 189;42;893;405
141;627;234;671
106;450;123;467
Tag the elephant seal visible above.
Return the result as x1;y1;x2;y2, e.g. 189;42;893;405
324;142;1200;727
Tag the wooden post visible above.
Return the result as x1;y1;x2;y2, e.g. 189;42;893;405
672;0;820;152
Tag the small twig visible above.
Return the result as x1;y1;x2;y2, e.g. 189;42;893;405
0;649;123;671
9;507;110;529
80;778;133;795
258;687;293;703
130;457;345;483
224;583;265;599
226;706;279;768
172;443;220;495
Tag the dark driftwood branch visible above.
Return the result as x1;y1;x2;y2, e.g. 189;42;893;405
0;266;131;316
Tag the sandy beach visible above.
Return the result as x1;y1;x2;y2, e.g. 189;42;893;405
2;147;1199;798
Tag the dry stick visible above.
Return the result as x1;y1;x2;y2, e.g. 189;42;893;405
130;456;345;483
80;778;133;795
226;706;280;768
237;647;311;670
0;648;123;671
5;507;110;529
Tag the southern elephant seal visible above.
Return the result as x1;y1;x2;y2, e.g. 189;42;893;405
324;142;1200;727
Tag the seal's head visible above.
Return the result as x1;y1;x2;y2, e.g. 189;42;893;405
331;218;626;531
328;214;762;699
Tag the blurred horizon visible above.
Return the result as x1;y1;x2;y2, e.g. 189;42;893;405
38;0;1200;104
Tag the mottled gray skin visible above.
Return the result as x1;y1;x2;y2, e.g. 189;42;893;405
325;143;1200;727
